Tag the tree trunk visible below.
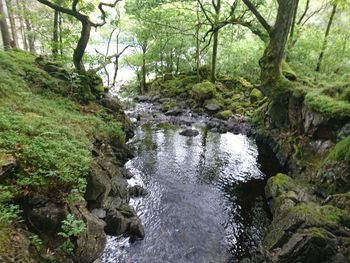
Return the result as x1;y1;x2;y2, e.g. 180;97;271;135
210;0;221;83
140;41;147;95
260;0;298;91
211;29;219;83
59;12;63;57
286;0;299;61
16;0;27;51
6;0;18;48
195;1;200;82
0;0;12;50
73;20;91;72
52;10;59;58
315;4;337;72
20;1;34;53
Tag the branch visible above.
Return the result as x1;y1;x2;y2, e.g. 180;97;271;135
93;45;132;72
197;0;213;24
92;0;122;27
36;0;78;18
241;0;271;33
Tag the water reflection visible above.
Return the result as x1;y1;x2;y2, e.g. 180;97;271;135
102;125;270;263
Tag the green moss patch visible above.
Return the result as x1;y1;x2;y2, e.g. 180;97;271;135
326;137;350;162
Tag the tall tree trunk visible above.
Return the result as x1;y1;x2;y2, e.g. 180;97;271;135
59;12;63;57
20;1;34;53
315;4;337;72
16;0;27;51
210;0;221;83
6;0;18;48
211;29;219;83
52;10;59;58
260;0;298;90
0;0;12;50
73;20;91;72
286;0;299;61
140;41;147;94
195;3;200;83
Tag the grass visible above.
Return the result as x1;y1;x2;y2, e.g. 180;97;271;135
0;50;125;228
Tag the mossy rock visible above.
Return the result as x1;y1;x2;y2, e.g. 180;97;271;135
191;81;216;105
198;65;211;80
215;110;232;120
250;88;264;103
162;101;178;112
326;137;350;162
265;173;296;199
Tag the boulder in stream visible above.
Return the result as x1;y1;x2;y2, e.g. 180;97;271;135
179;129;199;137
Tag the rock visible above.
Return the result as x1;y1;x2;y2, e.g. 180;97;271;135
309;140;334;155
135;96;150;102
104;205;145;239
121;168;134;179
85;161;112;207
111;176;129;202
100;95;123;112
0;154;16;177
215;110;232;120
205;103;221;113
24;201;68;234
337;123;350;140
165;109;182;116
129;185;148;197
179;129;199;137
191;81;216;105
91;208;106;219
71;204;107;263
250;88;264;103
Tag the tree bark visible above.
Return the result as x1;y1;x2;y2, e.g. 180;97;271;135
140;41;147;95
73;19;91;72
6;0;18;48
52;10;59;58
210;0;221;83
315;4;337;72
259;0;298;93
0;0;12;50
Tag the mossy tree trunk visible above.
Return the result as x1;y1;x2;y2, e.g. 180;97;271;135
259;0;298;97
0;0;12;50
141;40;148;95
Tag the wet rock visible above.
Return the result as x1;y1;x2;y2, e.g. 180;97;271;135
0;154;16;177
135;96;150;102
129;185;148;197
70;203;107;263
205;103;221;113
165;109;182;116
121;168;134;179
179;129;199;137
104;205;145;239
337;123;350;140
111;176;129;202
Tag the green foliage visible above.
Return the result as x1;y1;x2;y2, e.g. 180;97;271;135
58;214;86;254
305;83;350;118
327;137;350;162
29;234;43;249
215;110;232;120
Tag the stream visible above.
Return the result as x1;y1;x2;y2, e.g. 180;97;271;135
101;102;279;263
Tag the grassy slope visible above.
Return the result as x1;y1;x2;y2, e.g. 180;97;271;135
0;50;125;229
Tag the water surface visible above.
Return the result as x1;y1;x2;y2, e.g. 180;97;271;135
102;124;270;263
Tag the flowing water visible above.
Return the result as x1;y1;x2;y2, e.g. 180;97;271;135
101;112;275;262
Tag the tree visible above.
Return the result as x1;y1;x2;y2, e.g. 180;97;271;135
315;3;337;72
36;0;121;72
5;0;18;48
0;0;12;50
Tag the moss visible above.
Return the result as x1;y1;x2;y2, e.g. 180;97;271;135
250;88;264;103
326;137;350;162
215;110;232;120
162;101;178;112
309;227;326;239
191;81;216;105
198;65;211;80
282;60;297;81
305;84;350;119
0;50;127;215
